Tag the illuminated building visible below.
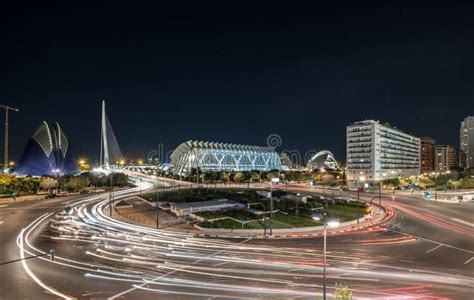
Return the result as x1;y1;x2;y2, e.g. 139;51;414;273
170;140;281;175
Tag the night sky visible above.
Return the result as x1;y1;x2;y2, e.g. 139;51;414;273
1;1;473;164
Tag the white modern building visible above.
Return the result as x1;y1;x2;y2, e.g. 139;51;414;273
307;150;338;171
346;120;420;183
170;140;282;176
460;116;474;169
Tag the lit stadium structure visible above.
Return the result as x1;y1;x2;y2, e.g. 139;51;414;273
14;122;79;176
171;140;282;175
307;150;338;170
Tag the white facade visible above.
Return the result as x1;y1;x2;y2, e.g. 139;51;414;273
170;140;282;176
460;116;474;169
346;120;420;182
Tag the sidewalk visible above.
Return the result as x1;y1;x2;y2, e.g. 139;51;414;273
0;194;46;206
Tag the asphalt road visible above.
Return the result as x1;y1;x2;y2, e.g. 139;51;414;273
1;182;473;299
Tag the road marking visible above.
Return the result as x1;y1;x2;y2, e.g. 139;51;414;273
451;218;474;227
109;237;253;299
425;244;442;253
464;257;474;265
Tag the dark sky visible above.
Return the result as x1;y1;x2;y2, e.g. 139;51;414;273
1;1;473;164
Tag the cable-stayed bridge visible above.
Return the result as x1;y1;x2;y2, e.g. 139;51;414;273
99;100;123;170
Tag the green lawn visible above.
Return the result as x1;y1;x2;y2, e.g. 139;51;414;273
142;188;369;228
273;213;321;227
195;210;258;221
200;218;291;229
115;200;130;207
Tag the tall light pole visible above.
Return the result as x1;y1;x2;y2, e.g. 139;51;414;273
269;183;274;236
53;169;60;194
313;213;340;300
1;104;19;174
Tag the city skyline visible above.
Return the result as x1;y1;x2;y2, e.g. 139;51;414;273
1;2;473;299
1;2;473;163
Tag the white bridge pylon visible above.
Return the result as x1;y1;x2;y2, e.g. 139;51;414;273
99;100;123;170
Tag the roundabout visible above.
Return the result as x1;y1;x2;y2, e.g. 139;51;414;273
2;178;473;299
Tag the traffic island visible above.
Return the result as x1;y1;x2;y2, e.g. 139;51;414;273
108;188;388;239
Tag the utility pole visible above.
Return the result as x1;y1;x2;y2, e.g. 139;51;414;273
0;104;19;174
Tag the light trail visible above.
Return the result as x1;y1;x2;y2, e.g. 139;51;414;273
14;181;474;299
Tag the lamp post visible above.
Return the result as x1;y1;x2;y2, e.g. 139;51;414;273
53;169;60;195
313;213;340;300
269;182;274;236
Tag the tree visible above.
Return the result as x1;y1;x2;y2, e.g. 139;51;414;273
250;172;261;182
333;283;353;300
233;172;245;183
383;178;400;187
448;180;462;190
64;176;90;192
111;173;129;187
461;178;474;189
418;177;434;188
219;172;230;183
40;177;57;193
203;172;218;183
321;174;336;185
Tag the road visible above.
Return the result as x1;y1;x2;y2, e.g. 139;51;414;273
0;180;473;299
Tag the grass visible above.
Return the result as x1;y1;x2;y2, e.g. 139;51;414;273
200;218;291;229
115;200;130;207
273;213;321;228
142;188;369;228
195;210;257;221
325;204;368;222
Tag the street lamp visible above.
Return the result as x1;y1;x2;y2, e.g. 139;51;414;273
269;182;274;236
52;169;60;194
312;212;340;300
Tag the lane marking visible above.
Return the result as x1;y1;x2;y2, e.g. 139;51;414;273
451;218;474;228
425;244;442;253
18;216;73;300
464;257;474;265
109;237;253;299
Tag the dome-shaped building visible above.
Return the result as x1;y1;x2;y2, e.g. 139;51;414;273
307;150;338;171
14;122;80;176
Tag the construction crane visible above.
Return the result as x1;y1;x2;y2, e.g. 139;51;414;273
0;104;19;174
